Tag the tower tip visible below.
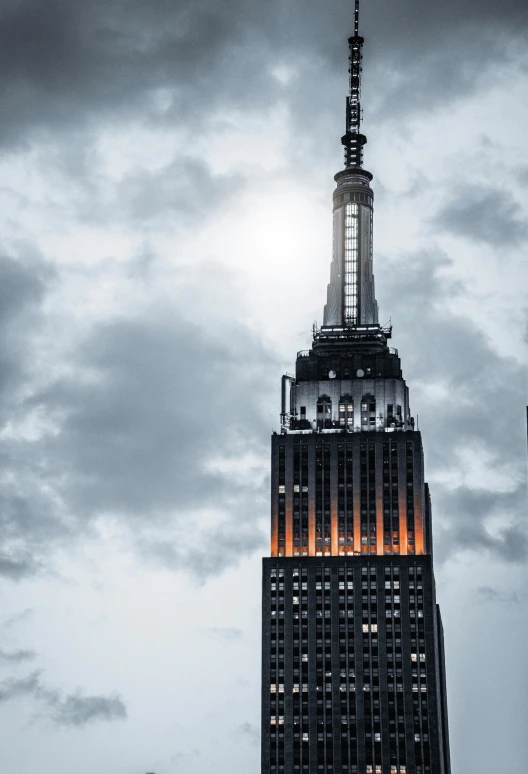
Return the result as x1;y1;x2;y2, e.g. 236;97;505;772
341;0;367;169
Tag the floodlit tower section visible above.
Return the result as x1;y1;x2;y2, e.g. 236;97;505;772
324;168;378;327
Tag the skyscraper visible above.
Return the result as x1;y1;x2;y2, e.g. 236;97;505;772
261;3;451;774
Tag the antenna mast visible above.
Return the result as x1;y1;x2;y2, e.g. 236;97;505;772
341;0;367;169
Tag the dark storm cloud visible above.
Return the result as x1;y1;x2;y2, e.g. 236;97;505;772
377;249;527;564
0;670;127;726
432;185;528;246
0;0;526;151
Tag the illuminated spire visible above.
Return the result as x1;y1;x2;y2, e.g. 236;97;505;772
322;1;379;331
341;0;367;169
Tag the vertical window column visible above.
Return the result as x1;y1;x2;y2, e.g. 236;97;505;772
390;443;400;554
344;203;359;325
406;443;415;554
293;445;301;555
278;446;286;556
301;446;309;554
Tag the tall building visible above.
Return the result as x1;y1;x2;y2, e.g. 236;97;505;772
261;3;451;774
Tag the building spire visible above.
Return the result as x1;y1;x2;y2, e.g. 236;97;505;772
341;0;367;169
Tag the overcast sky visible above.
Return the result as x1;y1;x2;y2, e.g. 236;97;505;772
0;0;527;772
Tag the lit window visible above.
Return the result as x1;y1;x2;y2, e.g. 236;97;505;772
302;653;308;662
278;684;284;693
411;654;417;662
278;485;285;493
302;732;309;741
420;654;426;661
294;484;300;492
375;733;381;742
278;716;284;725
270;684;276;693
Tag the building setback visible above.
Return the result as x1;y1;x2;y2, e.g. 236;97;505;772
261;3;451;773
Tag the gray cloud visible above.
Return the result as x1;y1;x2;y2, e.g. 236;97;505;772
0;608;34;630
235;721;260;746
0;647;36;664
377;249;528;564
477;585;520;604
48;691;127;727
0;670;127;727
0;252;53;410
0;258;274;579
0;552;41;581
202;627;243;641
432;185;528;246
30;311;273;515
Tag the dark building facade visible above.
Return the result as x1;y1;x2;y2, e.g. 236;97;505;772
261;4;451;773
